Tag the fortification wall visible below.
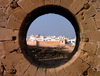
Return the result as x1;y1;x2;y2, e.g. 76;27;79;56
0;0;100;76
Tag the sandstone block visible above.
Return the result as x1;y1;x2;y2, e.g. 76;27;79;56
12;30;19;41
96;43;100;56
56;67;66;76
3;41;19;54
82;42;97;54
84;6;96;19
24;64;37;76
87;68;100;76
1;52;25;70
82;31;100;42
6;15;22;30
46;65;56;76
35;66;46;76
17;0;35;14
95;11;100;29
75;9;85;23
0;42;4;57
32;0;44;8
0;27;13;40
80;17;96;32
53;0;61;5
79;51;100;70
63;65;78;76
45;0;53;5
0;0;12;7
61;0;74;9
11;7;27;20
15;58;30;75
72;58;89;75
69;0;87;15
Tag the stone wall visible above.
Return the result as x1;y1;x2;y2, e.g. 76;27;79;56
0;0;100;76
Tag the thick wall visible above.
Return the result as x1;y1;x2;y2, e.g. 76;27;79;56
0;0;100;76
27;41;60;47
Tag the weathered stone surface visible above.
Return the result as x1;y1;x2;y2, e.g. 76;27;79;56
56;67;66;76
80;17;96;32
69;0;87;15
72;58;89;75
53;0;61;5
82;31;100;42
6;15;22;30
81;42;97;54
11;7;27;20
3;41;19;54
12;30;19;42
61;0;74;9
46;68;56;76
0;9;8;27
45;0;53;5
35;67;46;76
0;42;4;58
17;0;35;14
0;0;13;7
24;64;37;76
87;68;100;76
0;27;13;40
15;58;30;75
63;65;78;76
32;0;44;8
75;9;85;23
96;43;100;56
95;11;100;29
84;6;96;19
79;51;100;70
1;52;25;70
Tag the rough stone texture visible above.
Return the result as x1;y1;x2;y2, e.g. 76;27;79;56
87;68;100;76
17;0;35;14
82;42;97;54
0;0;100;76
0;9;8;27
0;0;13;7
82;31;100;42
24;64;37;76
95;10;100;29
35;68;46;76
71;58;89;75
75;9;85;23
45;0;53;5
80;17;96;32
6;15;22;30
63;65;78;76
1;52;25;70
3;41;19;54
79;51;100;71
61;0;74;9
84;6;96;19
11;7;27;21
32;0;44;8
46;68;56;76
0;27;13;40
96;43;100;56
15;58;30;75
55;66;66;76
69;0;87;15
0;42;4;58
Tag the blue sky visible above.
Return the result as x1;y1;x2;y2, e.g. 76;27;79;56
27;14;76;38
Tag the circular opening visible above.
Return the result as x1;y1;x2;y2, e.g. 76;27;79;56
19;5;80;68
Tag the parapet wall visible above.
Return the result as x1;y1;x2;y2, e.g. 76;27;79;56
0;0;100;76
